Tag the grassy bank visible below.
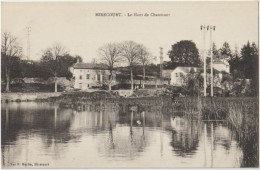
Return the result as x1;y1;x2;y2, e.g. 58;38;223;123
1;83;65;92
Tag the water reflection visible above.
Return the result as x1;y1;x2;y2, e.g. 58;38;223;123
1;102;244;168
170;117;200;156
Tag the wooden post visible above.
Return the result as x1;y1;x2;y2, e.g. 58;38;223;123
55;78;57;93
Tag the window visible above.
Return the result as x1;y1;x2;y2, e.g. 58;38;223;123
97;74;100;81
79;75;82;80
86;74;90;79
176;73;179;77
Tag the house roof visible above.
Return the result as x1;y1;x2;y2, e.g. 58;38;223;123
213;58;229;65
73;62;109;70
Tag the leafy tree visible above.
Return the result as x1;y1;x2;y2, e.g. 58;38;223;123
75;55;83;63
182;70;203;96
162;61;174;69
1;32;23;92
168;40;201;67
246;78;258;97
20;61;52;79
229;45;242;75
56;54;80;78
241;41;258;79
212;42;219;59
219;42;232;59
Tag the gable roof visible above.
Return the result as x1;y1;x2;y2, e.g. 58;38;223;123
73;62;109;70
213;58;230;65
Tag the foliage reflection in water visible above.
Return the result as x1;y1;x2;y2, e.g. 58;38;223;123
0;101;250;168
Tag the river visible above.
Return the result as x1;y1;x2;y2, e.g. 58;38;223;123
1;101;248;168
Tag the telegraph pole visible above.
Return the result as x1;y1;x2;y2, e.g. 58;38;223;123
201;25;207;96
160;47;163;86
209;25;216;97
26;26;31;60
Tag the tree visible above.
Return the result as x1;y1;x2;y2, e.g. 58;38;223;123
75;55;83;63
182;70;203;96
229;45;242;75
219;42;232;59
98;43;123;90
56;54;81;78
241;41;258;79
20;61;53;80
121;41;141;90
1;32;23;92
168;40;201;67
41;43;68;92
138;45;155;88
212;42;219;59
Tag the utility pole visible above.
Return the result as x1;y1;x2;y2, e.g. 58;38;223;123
201;25;207;97
209;25;216;97
26;26;31;60
160;47;163;86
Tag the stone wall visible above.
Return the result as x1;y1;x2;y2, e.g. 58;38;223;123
1;92;62;102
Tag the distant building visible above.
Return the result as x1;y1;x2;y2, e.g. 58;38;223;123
70;62;114;90
162;69;174;80
169;66;202;86
213;59;230;73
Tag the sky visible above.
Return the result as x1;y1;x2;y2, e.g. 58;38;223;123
1;1;259;63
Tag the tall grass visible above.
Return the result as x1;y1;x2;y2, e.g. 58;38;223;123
226;100;259;167
227;102;245;132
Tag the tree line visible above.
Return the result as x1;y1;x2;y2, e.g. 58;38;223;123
1;32;156;92
98;41;155;90
166;40;258;81
1;31;258;94
1;32;82;92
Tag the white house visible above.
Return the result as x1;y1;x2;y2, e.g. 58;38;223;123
213;59;230;73
70;62;114;90
170;67;201;86
162;69;174;80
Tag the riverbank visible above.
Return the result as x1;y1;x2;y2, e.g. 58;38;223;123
1;92;62;102
1;89;162;103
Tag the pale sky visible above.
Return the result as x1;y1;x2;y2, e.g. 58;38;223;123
1;1;259;63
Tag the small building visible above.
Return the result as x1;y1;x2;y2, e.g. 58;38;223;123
162;69;174;80
213;59;230;73
70;62;114;90
170;67;201;86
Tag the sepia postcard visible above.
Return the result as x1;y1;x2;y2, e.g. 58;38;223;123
1;1;259;169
